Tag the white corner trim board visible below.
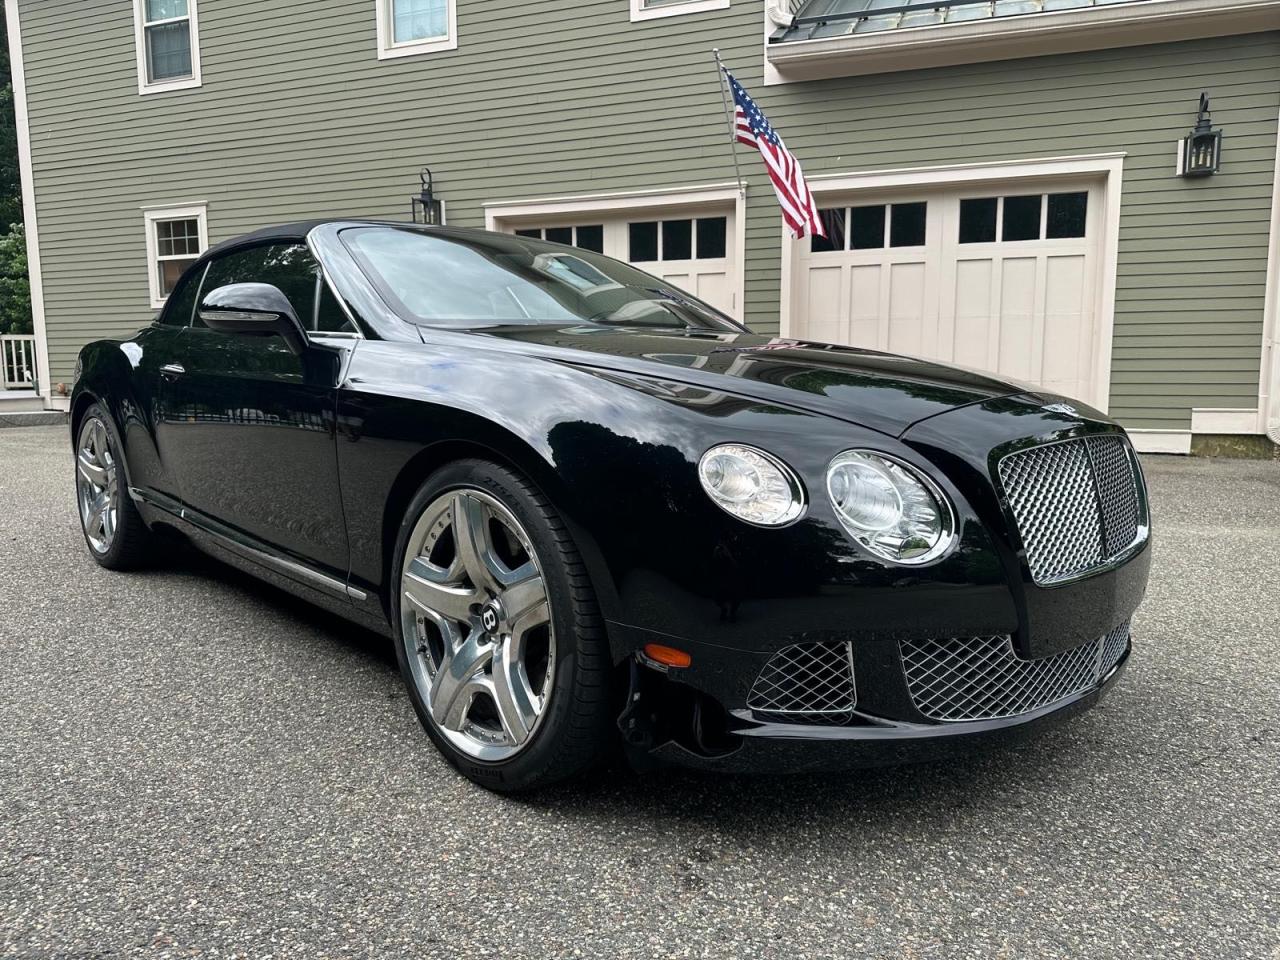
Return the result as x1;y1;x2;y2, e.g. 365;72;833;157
4;0;51;404
1127;430;1192;456
1260;108;1280;443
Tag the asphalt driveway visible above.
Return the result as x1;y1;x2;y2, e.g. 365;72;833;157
1;424;1277;959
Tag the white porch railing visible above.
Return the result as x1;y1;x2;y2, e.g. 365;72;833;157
1;335;38;391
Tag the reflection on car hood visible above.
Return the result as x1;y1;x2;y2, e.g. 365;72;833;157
466;325;1026;437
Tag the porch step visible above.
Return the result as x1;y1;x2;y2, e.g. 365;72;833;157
0;399;66;427
0;392;48;414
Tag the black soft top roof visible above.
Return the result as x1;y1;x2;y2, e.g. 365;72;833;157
196;218;490;264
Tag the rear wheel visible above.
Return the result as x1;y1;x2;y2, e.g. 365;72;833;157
391;460;613;791
75;404;151;569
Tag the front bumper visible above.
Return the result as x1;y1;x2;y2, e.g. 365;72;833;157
614;611;1136;773
641;649;1127;774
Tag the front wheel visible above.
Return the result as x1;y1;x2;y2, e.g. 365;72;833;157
75;404;152;570
391;460;614;792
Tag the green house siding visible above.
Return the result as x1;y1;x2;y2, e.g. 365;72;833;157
14;0;1280;432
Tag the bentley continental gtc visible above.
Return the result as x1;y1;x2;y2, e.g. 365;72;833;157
70;220;1151;791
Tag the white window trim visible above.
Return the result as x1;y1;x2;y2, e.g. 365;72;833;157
778;153;1125;415
376;0;458;60
132;0;202;95
631;0;730;23
484;182;747;320
142;203;209;310
763;0;1280;85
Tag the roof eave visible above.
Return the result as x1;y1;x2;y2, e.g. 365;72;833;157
766;0;1280;82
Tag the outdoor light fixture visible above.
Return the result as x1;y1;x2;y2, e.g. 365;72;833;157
410;167;445;224
1180;92;1222;178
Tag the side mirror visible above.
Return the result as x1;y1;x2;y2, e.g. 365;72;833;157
198;282;307;355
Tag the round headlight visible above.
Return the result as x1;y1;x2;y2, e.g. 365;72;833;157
826;451;955;564
698;444;805;527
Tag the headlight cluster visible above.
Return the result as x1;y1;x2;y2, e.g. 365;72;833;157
697;443;955;564
697;444;805;527
826;451;955;564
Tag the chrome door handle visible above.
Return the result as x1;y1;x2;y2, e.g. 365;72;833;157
160;363;186;378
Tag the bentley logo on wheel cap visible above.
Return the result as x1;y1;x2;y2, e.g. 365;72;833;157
481;604;501;633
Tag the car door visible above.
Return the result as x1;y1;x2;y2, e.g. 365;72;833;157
118;264;204;504
163;241;354;583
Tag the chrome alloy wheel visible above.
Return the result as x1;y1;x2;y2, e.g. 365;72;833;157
76;416;119;554
400;488;555;762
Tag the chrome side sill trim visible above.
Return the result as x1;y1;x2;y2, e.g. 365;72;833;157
131;486;356;601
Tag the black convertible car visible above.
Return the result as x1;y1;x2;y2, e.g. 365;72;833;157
71;219;1151;791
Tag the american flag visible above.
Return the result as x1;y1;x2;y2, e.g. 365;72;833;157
723;67;825;240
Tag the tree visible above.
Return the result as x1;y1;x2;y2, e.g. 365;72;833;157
1;4;22;231
0;222;31;335
0;5;31;336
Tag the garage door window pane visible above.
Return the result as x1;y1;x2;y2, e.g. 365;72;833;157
662;219;693;261
850;205;886;250
1046;192;1088;239
629;221;658;262
811;209;846;253
696;217;727;259
889;202;927;248
575;224;604;254
514;228;542;239
959;198;998;244
1002;194;1042;242
544;226;573;246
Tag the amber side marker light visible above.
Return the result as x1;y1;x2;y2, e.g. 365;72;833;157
642;643;692;669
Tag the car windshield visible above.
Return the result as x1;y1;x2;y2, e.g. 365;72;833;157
340;226;741;331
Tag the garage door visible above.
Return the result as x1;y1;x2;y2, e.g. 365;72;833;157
505;208;737;318
792;183;1102;405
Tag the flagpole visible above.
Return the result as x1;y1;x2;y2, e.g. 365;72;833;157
711;48;746;198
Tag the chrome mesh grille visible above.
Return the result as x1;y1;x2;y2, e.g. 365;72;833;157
1088;436;1141;556
901;621;1131;723
747;641;856;724
998;435;1143;584
1099;620;1130;675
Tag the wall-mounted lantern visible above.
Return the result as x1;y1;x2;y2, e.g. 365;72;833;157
411;168;445;224
1180;92;1222;178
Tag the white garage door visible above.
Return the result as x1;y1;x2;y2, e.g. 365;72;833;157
504;207;737;318
792;183;1103;405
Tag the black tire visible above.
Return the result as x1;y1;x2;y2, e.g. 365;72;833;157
390;459;614;792
74;403;153;570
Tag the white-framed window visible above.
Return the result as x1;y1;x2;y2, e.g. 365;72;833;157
630;0;729;23
142;203;209;309
133;0;202;95
376;0;458;59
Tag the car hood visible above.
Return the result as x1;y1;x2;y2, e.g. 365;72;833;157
463;324;1025;437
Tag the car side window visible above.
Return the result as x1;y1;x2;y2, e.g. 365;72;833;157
158;263;206;327
314;277;358;334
